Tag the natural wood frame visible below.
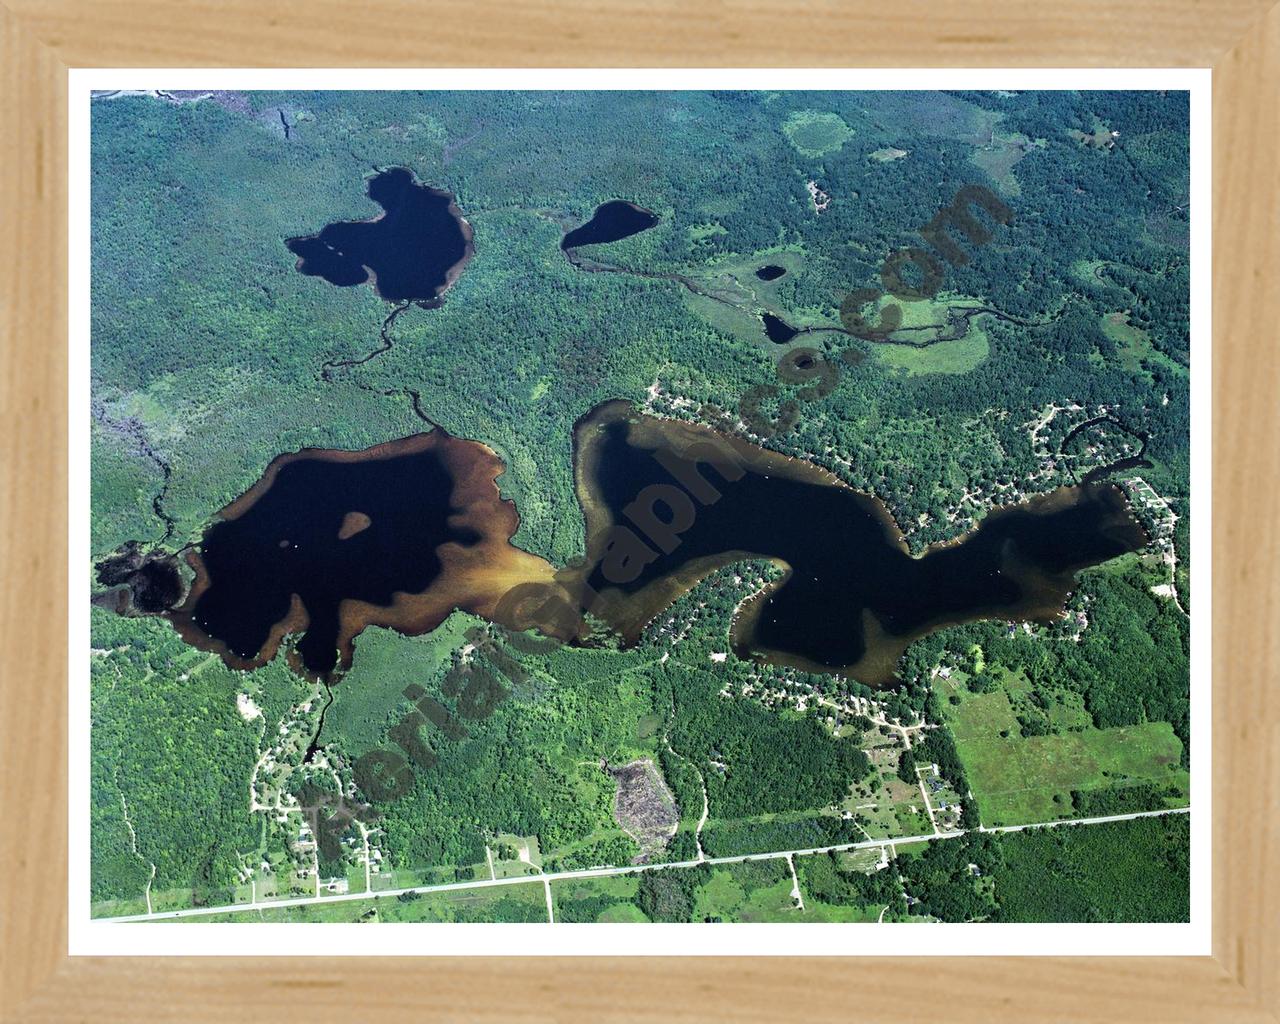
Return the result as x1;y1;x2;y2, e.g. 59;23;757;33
2;2;1276;1019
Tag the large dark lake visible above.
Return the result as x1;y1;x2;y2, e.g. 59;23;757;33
562;200;658;249
558;403;1148;683
286;168;473;304
171;432;553;677
159;402;1145;686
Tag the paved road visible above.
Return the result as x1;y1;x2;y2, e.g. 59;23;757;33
99;806;1189;923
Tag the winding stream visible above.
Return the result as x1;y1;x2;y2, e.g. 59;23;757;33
91;397;177;544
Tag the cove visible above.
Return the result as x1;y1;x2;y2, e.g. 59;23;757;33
285;167;474;305
95;541;183;614
562;200;658;249
170;432;553;677
547;402;1149;684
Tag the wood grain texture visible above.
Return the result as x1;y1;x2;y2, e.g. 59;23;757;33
2;0;1278;67
0;2;70;1019
1212;5;1280;1012
0;0;1277;1020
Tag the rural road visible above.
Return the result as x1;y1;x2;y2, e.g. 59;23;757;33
98;806;1189;923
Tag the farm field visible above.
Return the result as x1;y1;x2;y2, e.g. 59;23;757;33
936;671;1188;827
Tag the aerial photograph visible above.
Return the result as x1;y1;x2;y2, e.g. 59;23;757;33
89;88;1191;926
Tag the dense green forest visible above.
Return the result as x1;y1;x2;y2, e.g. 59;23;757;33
90;606;308;906
896;814;1190;922
988;814;1191;922
91;89;1190;563
90;89;1192;922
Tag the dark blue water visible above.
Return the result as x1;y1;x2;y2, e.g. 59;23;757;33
188;444;476;674
562;200;658;249
286;168;470;304
762;312;799;344
579;410;1147;679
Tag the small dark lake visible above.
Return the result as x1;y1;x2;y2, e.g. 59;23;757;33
286;168;473;305
560;403;1148;683
171;432;553;677
756;265;786;281
762;312;799;344
562;200;658;249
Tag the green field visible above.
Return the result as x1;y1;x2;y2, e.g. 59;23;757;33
867;291;986;338
1100;311;1188;379
874;325;990;376
694;860;799;922
938;675;1188;826
551;874;648;922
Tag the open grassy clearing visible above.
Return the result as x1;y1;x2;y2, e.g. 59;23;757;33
860;291;987;339
551;874;648;923
969;131;1045;195
691;246;809;298
937;672;1188;827
489;833;544;880
694;860;799;922
1070;257;1113;287
1100;311;1188;379
781;110;855;156
869;147;909;163
874;325;990;376
679;288;775;350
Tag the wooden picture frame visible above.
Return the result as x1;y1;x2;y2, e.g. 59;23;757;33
1;2;1275;1019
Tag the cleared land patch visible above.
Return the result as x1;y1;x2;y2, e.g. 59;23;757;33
869;147;909;162
782;111;855;157
938;676;1188;826
875;326;990;376
969;131;1045;194
552;874;648;923
609;758;679;862
858;291;987;344
694;860;798;922
1100;311;1187;379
